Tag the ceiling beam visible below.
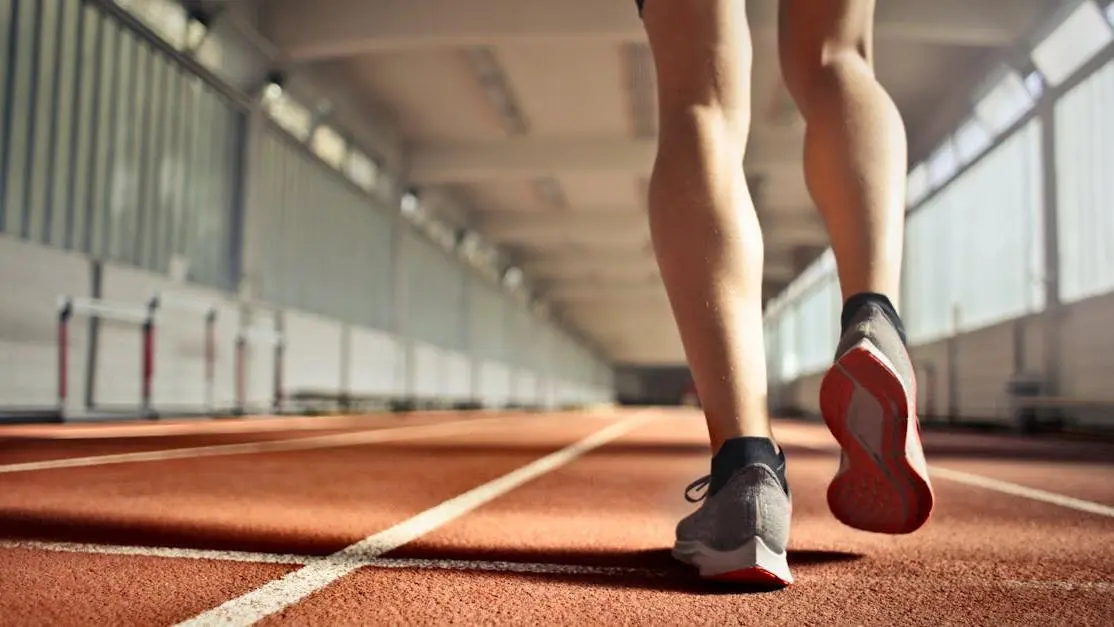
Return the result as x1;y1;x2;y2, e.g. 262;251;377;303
763;220;829;247
480;212;643;235
522;251;656;275
407;136;800;184
264;0;1042;62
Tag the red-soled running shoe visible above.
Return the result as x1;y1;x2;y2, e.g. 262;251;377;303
672;442;794;587
819;300;935;534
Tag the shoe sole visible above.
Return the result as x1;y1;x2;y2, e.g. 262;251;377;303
672;536;793;586
819;338;935;534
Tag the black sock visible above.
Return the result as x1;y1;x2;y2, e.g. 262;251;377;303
710;437;789;496
841;291;907;346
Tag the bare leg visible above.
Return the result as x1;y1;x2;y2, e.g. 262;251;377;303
779;0;934;535
644;1;795;584
641;0;771;453
778;0;906;303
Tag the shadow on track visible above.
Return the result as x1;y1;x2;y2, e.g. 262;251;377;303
379;545;864;594
0;508;864;594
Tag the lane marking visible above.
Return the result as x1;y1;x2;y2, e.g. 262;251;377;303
3;539;1111;594
786;439;1114;518
0;540;306;565
174;413;651;627
1001;579;1114;592
928;466;1114;518
364;556;663;578
0;415;420;440
0;416;524;474
0;539;660;577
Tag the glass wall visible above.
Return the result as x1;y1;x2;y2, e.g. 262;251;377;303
0;0;612;399
1055;58;1114;303
0;0;241;289
764;0;1114;387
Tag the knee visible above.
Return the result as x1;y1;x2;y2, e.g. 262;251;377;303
656;100;750;157
778;1;874;113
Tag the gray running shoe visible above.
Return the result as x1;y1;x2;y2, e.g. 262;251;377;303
672;461;793;585
820;300;935;534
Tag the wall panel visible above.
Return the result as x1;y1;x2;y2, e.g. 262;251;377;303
347;326;400;397
252;126;394;330
467;276;505;362
1055;58;1114;303
405;230;465;351
99;264;242;411
282;309;344;396
0;237;91;411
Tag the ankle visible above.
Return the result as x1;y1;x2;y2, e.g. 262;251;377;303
841;291;907;345
710;436;788;496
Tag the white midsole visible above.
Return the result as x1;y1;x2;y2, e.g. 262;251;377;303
672;535;793;584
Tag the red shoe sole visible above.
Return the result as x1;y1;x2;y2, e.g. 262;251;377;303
820;342;934;534
706;566;792;587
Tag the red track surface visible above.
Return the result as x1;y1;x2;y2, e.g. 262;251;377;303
1;409;1111;625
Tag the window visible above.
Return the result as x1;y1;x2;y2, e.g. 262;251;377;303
476;244;502;278
953;117;993;165
907;163;930;207
503;267;524;289
1024;70;1046;100
425;218;457;251
114;0;187;48
927;140;959;188
311;124;347;170
262;85;313;141
401;190;419;213
1031;1;1112;87
346;150;379;192
185;19;208;51
459;230;482;259
974;70;1034;135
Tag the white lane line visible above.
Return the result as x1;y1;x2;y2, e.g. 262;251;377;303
364;556;663;578
785;439;1114;519
0;416;519;474
1001;579;1114;592
928;466;1114;518
0;539;661;578
5;539;1112;594
174;413;651;627
0;416;409;440
0;540;306;565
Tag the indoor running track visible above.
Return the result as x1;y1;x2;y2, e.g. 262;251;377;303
1;409;1112;626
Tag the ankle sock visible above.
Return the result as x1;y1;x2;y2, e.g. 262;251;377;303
710;437;789;496
841;291;907;346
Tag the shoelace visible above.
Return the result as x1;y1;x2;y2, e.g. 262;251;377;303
684;475;711;503
684;461;788;504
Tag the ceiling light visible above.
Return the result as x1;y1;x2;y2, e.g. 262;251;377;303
401;189;420;214
502;267;523;289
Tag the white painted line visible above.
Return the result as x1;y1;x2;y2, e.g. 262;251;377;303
364;556;663;578
0;416;409;439
929;466;1114;518
786;439;1114;519
0;416;518;474
0;539;661;578
1001;579;1114;592
6;539;1111;595
0;540;306;565
174;413;651;627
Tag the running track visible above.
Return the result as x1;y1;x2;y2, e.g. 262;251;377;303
1;409;1111;626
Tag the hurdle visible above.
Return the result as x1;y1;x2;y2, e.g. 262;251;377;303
151;291;219;410
57;296;157;418
234;323;285;415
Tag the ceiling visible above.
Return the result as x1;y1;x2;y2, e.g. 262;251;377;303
223;0;1069;365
